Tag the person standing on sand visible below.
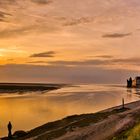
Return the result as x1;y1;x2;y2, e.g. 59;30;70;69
8;121;12;139
122;98;125;109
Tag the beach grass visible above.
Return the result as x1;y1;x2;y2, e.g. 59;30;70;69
112;121;140;140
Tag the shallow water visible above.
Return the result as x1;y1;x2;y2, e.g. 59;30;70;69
0;84;139;137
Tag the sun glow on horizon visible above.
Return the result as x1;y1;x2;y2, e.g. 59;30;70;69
0;0;139;83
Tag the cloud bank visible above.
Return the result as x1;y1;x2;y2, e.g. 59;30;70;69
0;64;138;84
30;51;56;58
102;33;132;38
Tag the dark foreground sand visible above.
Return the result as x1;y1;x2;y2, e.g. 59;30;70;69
2;100;140;140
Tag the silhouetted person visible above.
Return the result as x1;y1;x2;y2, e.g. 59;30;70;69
122;98;125;109
8;121;12;139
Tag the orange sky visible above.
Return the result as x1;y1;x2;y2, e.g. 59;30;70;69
0;0;140;83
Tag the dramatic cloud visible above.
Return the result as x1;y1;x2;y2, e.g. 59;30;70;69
112;57;140;65
63;17;94;26
0;0;16;5
30;51;56;58
0;26;35;38
0;19;5;22
0;24;59;38
31;0;52;4
0;0;139;83
28;61;47;64
102;33;132;38
0;11;6;18
28;57;140;67
0;11;11;22
94;55;113;59
48;59;108;66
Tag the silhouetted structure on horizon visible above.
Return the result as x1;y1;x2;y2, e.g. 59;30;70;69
127;77;132;88
133;77;140;88
8;121;12;139
127;76;140;88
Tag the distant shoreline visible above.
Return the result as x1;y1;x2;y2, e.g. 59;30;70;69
0;83;67;93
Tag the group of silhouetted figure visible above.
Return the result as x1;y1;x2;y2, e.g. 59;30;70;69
127;77;132;88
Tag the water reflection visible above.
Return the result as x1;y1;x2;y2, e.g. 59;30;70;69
0;84;139;137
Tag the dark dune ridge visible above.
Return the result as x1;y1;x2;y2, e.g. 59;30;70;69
0;83;66;93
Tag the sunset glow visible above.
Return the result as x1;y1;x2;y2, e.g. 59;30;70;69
0;0;140;83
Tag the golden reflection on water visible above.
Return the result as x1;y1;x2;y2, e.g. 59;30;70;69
0;84;139;137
